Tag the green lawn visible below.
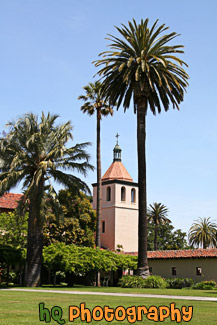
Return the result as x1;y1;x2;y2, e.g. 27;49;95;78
9;284;217;297
0;290;217;324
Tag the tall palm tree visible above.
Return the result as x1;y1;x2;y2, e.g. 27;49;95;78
0;112;93;286
188;217;217;249
78;81;113;250
94;18;189;277
147;203;171;250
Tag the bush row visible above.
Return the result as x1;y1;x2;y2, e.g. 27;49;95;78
118;275;217;290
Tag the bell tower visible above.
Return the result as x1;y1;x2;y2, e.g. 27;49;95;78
92;135;138;252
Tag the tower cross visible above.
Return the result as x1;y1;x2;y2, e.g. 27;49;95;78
115;133;120;144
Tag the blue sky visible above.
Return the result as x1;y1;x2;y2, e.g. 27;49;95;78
0;0;217;234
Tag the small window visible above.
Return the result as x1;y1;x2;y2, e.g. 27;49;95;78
121;186;126;201
196;267;202;276
106;186;111;201
172;267;177;276
131;188;136;203
102;221;105;233
149;267;152;275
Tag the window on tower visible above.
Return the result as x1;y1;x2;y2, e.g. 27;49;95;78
107;186;111;201
102;221;105;233
131;188;136;203
121;186;126;201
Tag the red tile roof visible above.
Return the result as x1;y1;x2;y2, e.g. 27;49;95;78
102;161;133;182
122;248;217;259
0;193;23;210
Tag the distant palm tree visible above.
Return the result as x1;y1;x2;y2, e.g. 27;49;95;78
78;81;113;250
188;217;217;249
147;203;171;250
0;112;93;286
94;18;189;277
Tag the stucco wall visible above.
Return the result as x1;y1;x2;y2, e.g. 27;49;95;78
149;258;217;282
93;181;139;252
101;206;115;250
115;207;138;252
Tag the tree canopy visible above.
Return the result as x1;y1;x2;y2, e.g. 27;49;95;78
147;222;188;251
43;243;137;275
94;18;189;277
188;217;217;249
0;112;93;286
147;203;171;250
43;190;96;247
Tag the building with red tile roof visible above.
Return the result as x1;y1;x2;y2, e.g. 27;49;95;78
120;248;217;282
123;248;217;259
0;193;23;212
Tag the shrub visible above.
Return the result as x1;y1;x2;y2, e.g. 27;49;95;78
118;275;167;288
8;272;17;282
144;275;167;288
0;282;7;288
166;278;194;289
192;280;216;290
56;271;66;284
118;275;146;288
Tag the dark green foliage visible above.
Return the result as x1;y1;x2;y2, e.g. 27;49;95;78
118;275;167;288
147;203;170;250
0;244;26;265
147;222;188;250
0;244;26;285
166;277;194;289
0;212;28;248
192;280;216;290
43;190;96;247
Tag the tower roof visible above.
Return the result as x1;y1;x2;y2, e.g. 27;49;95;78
102;162;133;182
102;134;133;182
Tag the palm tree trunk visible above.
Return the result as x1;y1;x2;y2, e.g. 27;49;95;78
154;222;158;250
25;180;44;287
136;102;150;278
26;218;43;287
96;109;102;286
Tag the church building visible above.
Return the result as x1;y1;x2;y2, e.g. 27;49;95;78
92;136;138;252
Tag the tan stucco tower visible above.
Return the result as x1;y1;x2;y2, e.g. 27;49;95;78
92;136;138;252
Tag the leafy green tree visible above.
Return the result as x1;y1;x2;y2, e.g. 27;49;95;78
0;212;28;248
0;112;93;286
147;203;171;250
78;81;113;250
94;19;189;277
147;222;188;251
43;190;96;247
43;243;137;277
188;217;217;249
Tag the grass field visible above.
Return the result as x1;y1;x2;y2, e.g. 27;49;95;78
0;289;217;324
